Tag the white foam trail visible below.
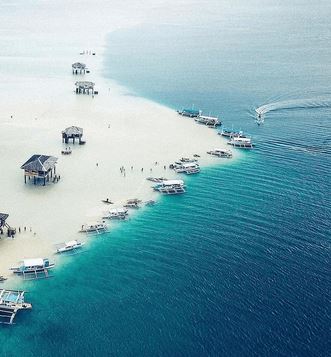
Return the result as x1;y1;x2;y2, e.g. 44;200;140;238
255;96;331;115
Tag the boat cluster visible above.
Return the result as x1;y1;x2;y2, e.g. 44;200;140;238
219;128;254;149
178;106;255;150
177;108;221;127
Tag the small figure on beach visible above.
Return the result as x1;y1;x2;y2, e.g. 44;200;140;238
164;165;166;170
141;168;144;172
96;163;99;167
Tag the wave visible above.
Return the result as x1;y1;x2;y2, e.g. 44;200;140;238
255;96;331;115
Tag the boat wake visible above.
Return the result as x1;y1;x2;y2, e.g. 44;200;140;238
255;96;331;116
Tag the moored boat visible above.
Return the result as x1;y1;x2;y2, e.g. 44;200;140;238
79;221;107;233
0;289;32;324
207;148;233;158
153;179;186;195
103;207;128;220
218;128;243;138
195;115;221;127
124;198;142;209
177;108;202;117
173;162;200;174
228;136;254;149
56;240;85;254
10;258;55;279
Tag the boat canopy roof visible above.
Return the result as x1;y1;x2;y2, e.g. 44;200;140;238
181;162;198;168
162;179;184;186
182;109;200;115
199;115;218;120
22;258;44;267
109;208;127;214
66;240;78;246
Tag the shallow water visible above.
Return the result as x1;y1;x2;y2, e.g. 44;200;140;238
1;1;331;356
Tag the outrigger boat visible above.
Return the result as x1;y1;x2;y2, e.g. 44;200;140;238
145;200;156;206
207;149;233;158
177;108;202;118
10;258;55;280
101;198;113;204
180;157;198;163
124;199;142;209
146;177;167;183
228;136;254;149
79;221;107;234
195;115;221;127
103;207;128;220
153;180;186;195
0;289;32;325
0;276;7;283
173;162;200;174
55;240;85;254
218;128;243;138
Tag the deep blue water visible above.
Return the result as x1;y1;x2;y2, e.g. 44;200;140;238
1;2;331;357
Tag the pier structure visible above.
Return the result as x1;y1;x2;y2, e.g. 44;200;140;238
0;213;16;237
62;126;84;144
0;289;32;325
20;154;58;186
75;81;95;95
72;62;86;74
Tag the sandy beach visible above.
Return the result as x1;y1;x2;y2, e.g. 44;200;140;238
0;0;237;278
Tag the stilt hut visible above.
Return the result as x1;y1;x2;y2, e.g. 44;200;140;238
20;155;58;186
72;62;86;74
62;126;84;144
75;81;95;95
0;213;16;237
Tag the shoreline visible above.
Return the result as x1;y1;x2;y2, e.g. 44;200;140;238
0;31;240;283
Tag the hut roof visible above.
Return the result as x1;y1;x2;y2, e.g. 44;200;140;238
21;155;58;172
0;213;9;223
62;126;83;136
75;81;95;89
72;62;86;69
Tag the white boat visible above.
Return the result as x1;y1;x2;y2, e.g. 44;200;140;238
207;148;233;158
56;240;85;254
146;177;167;182
0;289;32;324
79;221;107;233
180;157;198;163
195;115;221;127
124;198;141;209
103;207;128;220
228;136;254;149
10;258;55;279
153;179;186;195
173;162;200;174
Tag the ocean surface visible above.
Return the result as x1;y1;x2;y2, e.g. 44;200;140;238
1;1;331;356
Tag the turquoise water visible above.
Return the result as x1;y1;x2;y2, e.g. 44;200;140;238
1;2;331;356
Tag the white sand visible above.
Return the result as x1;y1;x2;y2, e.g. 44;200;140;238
0;0;238;278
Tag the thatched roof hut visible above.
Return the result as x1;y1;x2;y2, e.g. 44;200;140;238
75;81;95;94
21;155;58;185
62;126;84;144
72;62;87;74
